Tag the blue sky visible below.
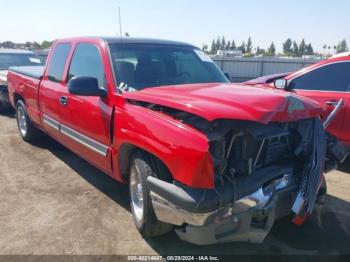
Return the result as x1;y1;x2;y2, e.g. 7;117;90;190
0;0;348;52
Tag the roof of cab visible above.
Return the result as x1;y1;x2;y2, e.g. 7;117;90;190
102;37;194;47
55;36;195;47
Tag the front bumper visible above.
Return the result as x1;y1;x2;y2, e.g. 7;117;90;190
147;166;299;245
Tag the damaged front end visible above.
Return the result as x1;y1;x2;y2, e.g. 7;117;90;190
146;114;347;245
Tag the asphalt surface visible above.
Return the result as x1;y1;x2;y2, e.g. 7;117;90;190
0;111;349;256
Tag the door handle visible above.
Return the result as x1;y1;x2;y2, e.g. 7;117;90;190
325;100;339;107
59;96;68;106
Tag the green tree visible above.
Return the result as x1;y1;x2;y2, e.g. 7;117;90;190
256;46;266;56
283;38;292;54
33;41;41;49
238;42;246;53
210;39;217;54
299;39;307;56
306;43;314;55
230;40;236;50
215;36;221;51
246;37;253;53
267;42;276;56
292;41;299;56
25;41;32;49
221;36;226;51
323;44;327;54
336;39;348;53
225;40;231;50
2;41;15;48
41;40;52;49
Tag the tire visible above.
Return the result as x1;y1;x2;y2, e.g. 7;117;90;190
16;100;40;142
129;151;173;238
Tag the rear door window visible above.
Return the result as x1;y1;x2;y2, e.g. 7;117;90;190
47;43;71;82
290;62;350;92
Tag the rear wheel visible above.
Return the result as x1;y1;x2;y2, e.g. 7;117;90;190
16;100;40;142
129;151;173;238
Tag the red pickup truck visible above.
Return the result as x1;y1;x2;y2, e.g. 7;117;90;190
6;37;347;245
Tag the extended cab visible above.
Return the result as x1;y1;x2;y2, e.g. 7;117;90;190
6;37;347;245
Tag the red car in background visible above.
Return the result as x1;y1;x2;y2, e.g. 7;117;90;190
244;53;350;148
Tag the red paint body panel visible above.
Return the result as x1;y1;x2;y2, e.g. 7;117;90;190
113;102;214;188
123;83;323;123
6;37;326;190
8;72;42;126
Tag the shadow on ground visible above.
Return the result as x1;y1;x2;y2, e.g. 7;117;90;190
31;135;130;212
0;109;15;119
337;156;350;174
31;134;350;256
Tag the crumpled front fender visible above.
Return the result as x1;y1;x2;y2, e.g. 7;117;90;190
114;103;215;189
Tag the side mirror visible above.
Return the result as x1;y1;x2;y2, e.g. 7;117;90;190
274;78;288;90
224;72;232;82
68;76;107;97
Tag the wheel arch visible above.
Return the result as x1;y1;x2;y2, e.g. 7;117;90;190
118;143;173;183
13;92;25;105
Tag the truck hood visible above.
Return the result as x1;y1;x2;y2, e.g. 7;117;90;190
123;83;323;124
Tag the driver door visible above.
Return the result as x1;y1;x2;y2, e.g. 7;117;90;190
58;42;113;174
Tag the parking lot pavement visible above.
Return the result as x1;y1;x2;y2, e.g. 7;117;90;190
0;111;349;256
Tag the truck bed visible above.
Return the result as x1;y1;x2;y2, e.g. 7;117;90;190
9;66;45;80
7;67;43;126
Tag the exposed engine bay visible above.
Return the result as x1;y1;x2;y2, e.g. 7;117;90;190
133;100;348;244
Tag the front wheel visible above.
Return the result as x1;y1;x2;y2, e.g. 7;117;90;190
16;100;40;142
129;151;173;238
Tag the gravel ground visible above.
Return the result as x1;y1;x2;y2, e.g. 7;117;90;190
0;111;349;256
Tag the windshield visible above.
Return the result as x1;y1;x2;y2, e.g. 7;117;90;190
0;53;43;70
109;43;228;91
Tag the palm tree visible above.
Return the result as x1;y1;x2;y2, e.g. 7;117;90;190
323;44;328;56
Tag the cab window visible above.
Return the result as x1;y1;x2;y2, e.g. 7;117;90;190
47;43;71;82
68;43;105;88
290;62;350;92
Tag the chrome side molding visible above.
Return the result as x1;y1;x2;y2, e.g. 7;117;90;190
42;114;108;157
